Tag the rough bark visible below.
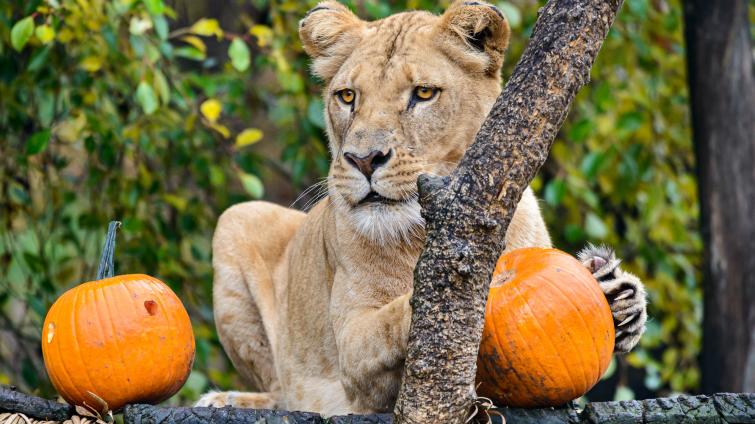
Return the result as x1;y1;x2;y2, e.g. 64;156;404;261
392;1;625;422
683;0;755;393
0;385;74;422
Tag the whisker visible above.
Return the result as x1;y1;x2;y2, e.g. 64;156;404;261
290;178;328;208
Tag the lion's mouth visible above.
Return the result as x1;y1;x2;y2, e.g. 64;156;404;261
358;191;400;205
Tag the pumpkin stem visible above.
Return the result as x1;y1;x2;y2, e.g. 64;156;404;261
96;221;122;280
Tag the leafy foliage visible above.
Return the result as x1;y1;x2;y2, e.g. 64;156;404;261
0;0;267;401
0;0;699;404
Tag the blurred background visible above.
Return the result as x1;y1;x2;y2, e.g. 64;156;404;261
0;0;751;406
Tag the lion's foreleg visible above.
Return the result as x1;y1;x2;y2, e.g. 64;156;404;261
332;292;412;412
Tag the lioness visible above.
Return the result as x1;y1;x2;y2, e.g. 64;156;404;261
197;0;647;416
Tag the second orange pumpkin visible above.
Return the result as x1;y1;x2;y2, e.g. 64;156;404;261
476;247;614;408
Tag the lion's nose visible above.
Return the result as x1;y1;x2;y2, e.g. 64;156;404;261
343;149;393;179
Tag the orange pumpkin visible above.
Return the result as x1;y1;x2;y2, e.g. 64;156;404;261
41;222;195;412
476;247;614;408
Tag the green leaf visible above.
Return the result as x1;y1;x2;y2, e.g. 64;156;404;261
496;2;522;29
277;71;304;93
37;91;55;126
174;46;205;61
580;152;606;181
228;38;250;72
644;367;662;390
136;81;159;114
568;119;593;142
153;15;169;40
585;212;608;239
153;69;170;105
11;16;35;51
600;357;616;381
238;172;264;199
614;386;635;401
143;0;165;15
307;99;325;128
617;111;645;134
26;130;51;155
179;371;208;397
543;179;566;207
27;45;51;72
363;2;391;18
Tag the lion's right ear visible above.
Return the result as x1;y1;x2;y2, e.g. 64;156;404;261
299;2;366;80
436;1;510;76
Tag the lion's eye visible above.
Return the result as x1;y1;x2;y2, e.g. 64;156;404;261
413;86;437;101
337;89;356;105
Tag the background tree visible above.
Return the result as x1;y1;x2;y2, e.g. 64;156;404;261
683;0;755;393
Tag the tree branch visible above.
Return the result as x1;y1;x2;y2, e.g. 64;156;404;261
393;0;625;422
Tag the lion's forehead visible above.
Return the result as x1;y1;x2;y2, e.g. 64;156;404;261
350;12;440;68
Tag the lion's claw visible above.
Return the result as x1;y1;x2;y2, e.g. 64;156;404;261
578;244;648;354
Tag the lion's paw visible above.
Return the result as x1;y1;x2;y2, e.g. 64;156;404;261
195;391;277;409
578;244;647;354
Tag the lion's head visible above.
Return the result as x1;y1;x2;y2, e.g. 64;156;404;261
300;1;510;244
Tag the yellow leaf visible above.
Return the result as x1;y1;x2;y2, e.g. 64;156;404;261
249;25;273;47
57;27;73;43
35;24;56;44
80;56;102;72
190;18;222;38
123;124;140;141
272;49;290;72
235;128;263;148
54;113;87;143
162;194;188;211
184;114;197;132
180;35;206;53
83;91;97;105
200;98;222;123
209;122;230;138
85;19;101;32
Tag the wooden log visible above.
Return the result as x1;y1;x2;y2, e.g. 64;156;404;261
1;388;752;423
118;394;754;424
0;386;74;422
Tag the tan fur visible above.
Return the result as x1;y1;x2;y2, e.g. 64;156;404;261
197;0;645;415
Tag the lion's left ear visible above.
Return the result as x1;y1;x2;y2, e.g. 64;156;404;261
435;1;511;76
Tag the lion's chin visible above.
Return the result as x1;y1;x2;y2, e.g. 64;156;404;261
348;199;424;245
